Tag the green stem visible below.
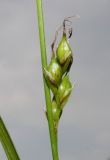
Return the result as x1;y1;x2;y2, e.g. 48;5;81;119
0;116;20;160
36;0;59;160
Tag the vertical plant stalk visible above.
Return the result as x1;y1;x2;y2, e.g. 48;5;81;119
36;0;59;160
0;116;20;160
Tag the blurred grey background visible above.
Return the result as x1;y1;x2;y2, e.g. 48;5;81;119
0;0;110;160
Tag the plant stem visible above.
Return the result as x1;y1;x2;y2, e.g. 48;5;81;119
0;116;20;160
36;0;59;160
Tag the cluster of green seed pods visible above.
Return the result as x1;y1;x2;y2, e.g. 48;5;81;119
44;18;74;128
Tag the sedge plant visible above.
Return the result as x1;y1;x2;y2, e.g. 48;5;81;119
0;0;78;160
36;0;79;159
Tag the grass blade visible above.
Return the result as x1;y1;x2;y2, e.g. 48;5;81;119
0;116;20;160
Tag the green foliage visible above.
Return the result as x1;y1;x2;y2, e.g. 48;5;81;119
0;116;20;160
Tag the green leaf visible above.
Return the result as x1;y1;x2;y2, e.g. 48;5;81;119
0;116;20;160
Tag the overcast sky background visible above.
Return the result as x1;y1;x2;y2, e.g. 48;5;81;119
0;0;110;160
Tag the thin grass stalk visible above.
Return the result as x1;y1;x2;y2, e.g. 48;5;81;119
36;0;59;160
